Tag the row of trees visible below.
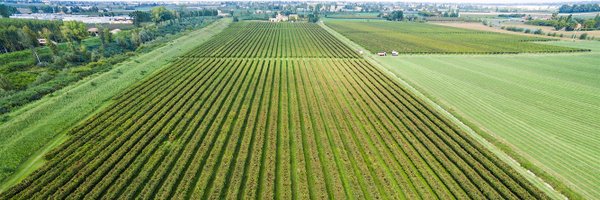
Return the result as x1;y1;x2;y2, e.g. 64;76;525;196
0;19;66;53
441;9;460;18
1;20;88;68
526;14;600;31
498;14;525;18
384;11;404;21
27;5;102;14
381;11;423;22
129;7;218;27
0;3;102;16
0;4;18;18
380;9;458;22
1;14;217;113
559;4;600;13
307;13;320;23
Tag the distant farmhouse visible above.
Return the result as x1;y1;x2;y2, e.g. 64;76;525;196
269;13;288;22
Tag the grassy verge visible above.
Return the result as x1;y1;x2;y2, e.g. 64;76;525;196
320;21;569;200
0;18;232;192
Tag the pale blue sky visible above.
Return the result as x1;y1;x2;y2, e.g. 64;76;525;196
64;0;600;5
79;0;599;2
199;0;593;2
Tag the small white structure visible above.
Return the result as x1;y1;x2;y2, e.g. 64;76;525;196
87;27;99;36
377;52;387;56
269;13;289;22
391;50;399;56
358;50;364;54
217;10;230;17
37;38;47;45
110;29;122;34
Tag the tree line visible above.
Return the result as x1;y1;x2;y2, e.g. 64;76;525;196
129;7;217;27
0;4;18;18
559;3;600;13
0;3;105;16
526;14;600;31
0;6;219;114
0;19;66;53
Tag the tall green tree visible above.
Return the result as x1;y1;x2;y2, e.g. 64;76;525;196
151;6;174;23
129;11;151;27
98;27;112;47
60;21;87;51
29;6;39;13
307;13;319;23
18;26;41;65
0;4;17;18
42;28;58;56
386;11;404;21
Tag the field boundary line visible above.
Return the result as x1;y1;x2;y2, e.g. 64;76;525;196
319;21;567;200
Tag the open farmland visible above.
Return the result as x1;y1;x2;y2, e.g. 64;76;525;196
0;22;549;199
0;18;229;190
376;41;600;199
325;12;382;20
183;22;359;58
325;19;589;54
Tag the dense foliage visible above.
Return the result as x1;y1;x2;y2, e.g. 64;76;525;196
307;13;319;23
385;10;404;21
0;17;217;115
0;4;18;18
2;22;547;199
129;8;218;27
0;19;66;53
498;14;525;18
526;14;600;31
559;3;600;13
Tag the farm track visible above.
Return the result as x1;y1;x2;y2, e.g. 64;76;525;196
1;22;549;199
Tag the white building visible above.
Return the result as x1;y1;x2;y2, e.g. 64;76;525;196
269;13;289;22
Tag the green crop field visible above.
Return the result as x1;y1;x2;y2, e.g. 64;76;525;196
325;19;590;54
1;22;548;199
325;13;382;20
0;18;230;190
376;41;600;199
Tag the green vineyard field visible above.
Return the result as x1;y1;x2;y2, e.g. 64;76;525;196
325;19;590;54
2;22;549;199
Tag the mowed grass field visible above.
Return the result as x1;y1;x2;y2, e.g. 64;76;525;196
325;19;589;54
377;41;600;199
1;22;548;199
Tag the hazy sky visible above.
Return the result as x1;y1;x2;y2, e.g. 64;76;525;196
62;0;600;4
363;0;596;2
328;0;593;2
73;0;598;3
184;0;594;2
